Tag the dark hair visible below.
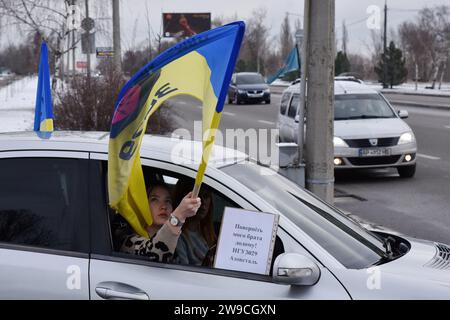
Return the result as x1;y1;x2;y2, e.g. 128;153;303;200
146;181;170;198
172;178;216;248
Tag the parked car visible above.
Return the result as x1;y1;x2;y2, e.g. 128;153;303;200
0;131;448;299
278;79;417;178
228;72;270;104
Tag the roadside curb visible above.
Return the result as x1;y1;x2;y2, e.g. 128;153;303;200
381;90;450;98
389;100;450;111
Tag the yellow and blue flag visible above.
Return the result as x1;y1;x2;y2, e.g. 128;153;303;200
108;21;245;237
34;41;54;132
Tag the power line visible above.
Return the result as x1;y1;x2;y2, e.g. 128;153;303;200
335;17;367;30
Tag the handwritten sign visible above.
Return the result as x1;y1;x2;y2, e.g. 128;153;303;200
214;207;279;275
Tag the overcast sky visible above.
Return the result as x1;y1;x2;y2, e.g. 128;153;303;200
1;0;449;58
116;0;449;57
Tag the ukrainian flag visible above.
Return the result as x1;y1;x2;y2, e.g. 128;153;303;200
108;22;245;237
34;41;54;132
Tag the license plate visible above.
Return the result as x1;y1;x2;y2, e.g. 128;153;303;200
248;93;263;97
359;148;391;157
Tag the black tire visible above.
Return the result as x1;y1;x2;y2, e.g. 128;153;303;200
228;93;233;104
233;93;240;105
397;164;416;178
265;99;271;104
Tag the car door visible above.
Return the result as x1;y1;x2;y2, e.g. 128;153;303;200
88;154;349;299
0;151;90;299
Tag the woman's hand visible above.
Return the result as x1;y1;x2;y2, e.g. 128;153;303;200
172;192;201;222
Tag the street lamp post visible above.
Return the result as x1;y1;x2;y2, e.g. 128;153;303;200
295;29;305;164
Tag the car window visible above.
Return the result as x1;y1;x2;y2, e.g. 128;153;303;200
110;168;239;248
105;164;285;274
334;94;396;120
280;92;291;115
236;73;265;84
0;158;89;253
287;94;299;118
222;162;386;269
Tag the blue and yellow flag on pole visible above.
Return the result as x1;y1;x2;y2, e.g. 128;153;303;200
34;41;54;132
108;21;245;237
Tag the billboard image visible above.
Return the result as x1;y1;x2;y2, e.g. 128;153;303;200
162;13;211;38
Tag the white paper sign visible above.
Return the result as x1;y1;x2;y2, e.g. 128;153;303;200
214;207;279;275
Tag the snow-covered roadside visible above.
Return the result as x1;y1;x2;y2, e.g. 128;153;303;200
364;81;450;97
0;76;37;133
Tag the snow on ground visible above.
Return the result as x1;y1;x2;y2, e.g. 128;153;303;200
0;76;37;133
270;79;292;87
365;81;450;96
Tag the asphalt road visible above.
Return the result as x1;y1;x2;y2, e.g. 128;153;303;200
167;93;450;245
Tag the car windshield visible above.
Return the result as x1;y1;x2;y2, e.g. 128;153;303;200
334;94;396;120
221;162;387;269
236;73;265;85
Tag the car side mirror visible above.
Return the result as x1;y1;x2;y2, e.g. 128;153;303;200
398;110;408;119
272;253;320;286
294;115;300;123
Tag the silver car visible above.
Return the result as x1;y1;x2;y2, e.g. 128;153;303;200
0;131;448;299
278;79;417;178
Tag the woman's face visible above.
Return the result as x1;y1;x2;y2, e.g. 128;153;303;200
148;186;173;227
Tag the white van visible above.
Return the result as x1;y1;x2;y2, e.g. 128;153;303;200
277;79;417;178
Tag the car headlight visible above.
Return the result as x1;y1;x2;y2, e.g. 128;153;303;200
398;132;415;144
264;88;270;94
238;89;246;94
333;137;348;147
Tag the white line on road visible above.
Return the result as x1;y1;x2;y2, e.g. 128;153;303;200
257;120;275;125
445;125;450;129
223;111;235;116
177;101;188;105
417;153;441;160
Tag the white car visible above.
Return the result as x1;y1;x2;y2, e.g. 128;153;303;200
278;79;417;178
0;131;448;299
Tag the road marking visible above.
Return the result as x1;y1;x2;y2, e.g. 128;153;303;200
417;153;441;160
223;111;235;116
177;101;188;105
445;125;450;129
258;120;275;125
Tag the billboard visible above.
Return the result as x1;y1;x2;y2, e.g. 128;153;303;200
162;13;211;38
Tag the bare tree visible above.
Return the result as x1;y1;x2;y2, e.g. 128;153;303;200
398;5;450;86
341;20;348;54
243;7;269;74
0;0;80;88
279;13;293;61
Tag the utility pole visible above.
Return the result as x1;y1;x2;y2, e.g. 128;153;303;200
305;0;335;203
383;0;388;88
112;0;122;73
85;0;91;81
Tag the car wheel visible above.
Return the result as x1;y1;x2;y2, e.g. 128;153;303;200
228;93;233;104
233;93;240;105
397;164;416;178
265;99;271;104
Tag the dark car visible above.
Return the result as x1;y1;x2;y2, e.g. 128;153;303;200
228;72;270;104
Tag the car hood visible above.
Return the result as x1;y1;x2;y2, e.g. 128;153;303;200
236;83;269;90
334;118;412;139
335;237;450;299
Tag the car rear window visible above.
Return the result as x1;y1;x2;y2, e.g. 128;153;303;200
0;158;89;253
280;92;291;115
